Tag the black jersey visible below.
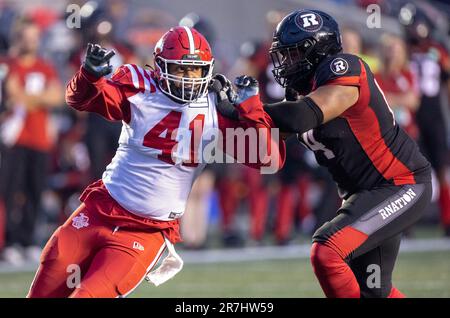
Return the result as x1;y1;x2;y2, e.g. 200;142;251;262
298;53;431;198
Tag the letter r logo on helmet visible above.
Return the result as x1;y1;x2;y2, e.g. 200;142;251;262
301;13;319;27
295;11;323;32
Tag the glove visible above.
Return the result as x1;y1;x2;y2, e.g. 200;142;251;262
234;75;259;104
209;73;239;120
82;43;116;77
285;87;301;101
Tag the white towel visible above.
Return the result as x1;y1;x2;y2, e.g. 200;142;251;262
145;236;183;286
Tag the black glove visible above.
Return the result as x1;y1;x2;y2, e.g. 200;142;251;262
209;74;239;120
82;43;116;77
285;87;300;101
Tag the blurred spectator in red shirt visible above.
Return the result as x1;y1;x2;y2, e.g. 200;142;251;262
0;18;62;265
375;34;420;140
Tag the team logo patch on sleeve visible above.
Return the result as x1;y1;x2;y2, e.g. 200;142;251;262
72;212;89;229
330;57;349;75
294;11;323;32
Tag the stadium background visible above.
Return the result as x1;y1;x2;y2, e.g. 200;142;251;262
0;0;449;297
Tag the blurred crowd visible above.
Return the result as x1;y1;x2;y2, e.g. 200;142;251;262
0;0;449;265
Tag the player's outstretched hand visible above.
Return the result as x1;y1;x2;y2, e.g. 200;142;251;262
209;73;239;120
234;75;259;104
82;43;116;77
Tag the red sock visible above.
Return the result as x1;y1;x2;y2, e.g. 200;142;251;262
388;287;405;298
310;242;360;298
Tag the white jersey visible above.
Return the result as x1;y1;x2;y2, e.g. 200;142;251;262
102;64;219;221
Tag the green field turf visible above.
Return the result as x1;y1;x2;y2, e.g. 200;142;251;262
0;250;449;298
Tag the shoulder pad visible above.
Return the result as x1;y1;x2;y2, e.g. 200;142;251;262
313;53;362;89
110;64;156;94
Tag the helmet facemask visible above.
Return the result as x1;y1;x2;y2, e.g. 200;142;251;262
270;38;318;88
155;56;214;103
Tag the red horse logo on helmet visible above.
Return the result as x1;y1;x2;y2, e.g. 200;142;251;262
153;26;214;103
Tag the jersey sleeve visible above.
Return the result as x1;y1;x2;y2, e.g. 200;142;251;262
217;94;286;172
312;53;362;90
65;65;134;123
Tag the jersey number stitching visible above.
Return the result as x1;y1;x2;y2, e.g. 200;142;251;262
142;110;205;166
300;129;335;159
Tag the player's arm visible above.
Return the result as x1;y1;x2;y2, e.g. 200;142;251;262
6;72;62;111
210;75;286;171
308;84;358;122
31;78;62;109
65;43;130;122
265;54;362;134
263;85;358;134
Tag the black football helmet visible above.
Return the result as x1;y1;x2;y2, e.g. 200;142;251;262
270;9;342;90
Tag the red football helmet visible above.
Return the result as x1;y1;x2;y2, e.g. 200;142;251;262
153;26;214;103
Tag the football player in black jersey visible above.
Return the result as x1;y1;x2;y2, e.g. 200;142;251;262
213;10;432;298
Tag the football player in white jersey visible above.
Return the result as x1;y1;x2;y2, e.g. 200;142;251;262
27;26;285;298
